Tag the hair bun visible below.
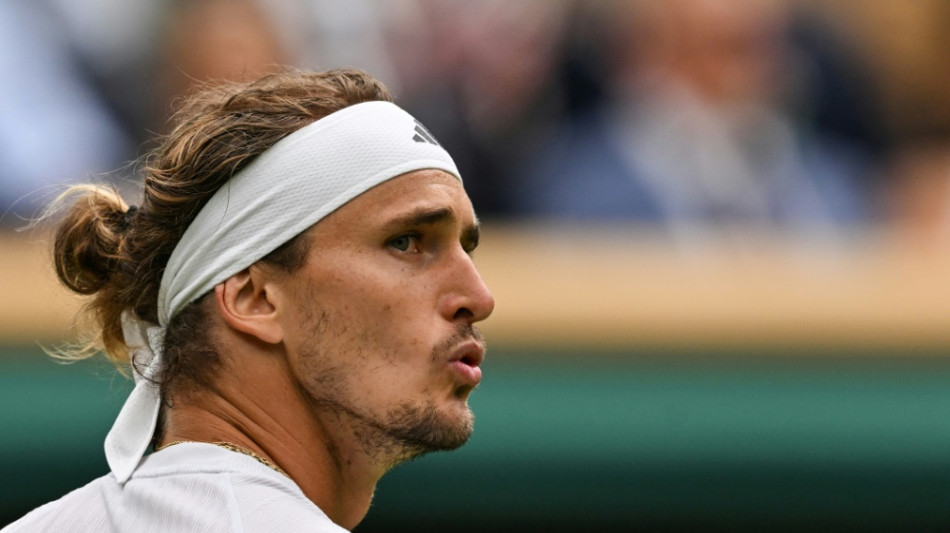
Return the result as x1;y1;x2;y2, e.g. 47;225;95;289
51;185;131;295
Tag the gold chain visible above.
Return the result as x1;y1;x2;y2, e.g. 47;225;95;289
157;440;290;478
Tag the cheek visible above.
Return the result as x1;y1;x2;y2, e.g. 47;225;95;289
297;260;439;367
343;273;428;336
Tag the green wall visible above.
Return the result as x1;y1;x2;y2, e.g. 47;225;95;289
3;345;950;531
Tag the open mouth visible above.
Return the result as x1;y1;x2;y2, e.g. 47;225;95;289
449;341;484;386
458;352;481;367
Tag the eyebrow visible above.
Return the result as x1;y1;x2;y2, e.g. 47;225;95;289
395;207;455;227
389;206;481;248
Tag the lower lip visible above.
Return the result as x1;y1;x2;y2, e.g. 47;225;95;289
450;360;482;386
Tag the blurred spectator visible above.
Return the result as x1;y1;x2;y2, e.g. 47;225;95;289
0;0;137;225
261;0;397;89
385;0;579;218
7;0;950;243
0;0;298;226
885;144;950;245
156;0;402;116
807;0;950;247
509;0;878;247
155;0;290;124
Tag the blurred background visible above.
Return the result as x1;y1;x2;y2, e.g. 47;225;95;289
2;0;950;531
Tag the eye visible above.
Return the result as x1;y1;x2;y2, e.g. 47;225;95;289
462;228;480;256
388;233;421;253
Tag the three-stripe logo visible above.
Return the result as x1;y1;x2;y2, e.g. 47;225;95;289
412;119;441;146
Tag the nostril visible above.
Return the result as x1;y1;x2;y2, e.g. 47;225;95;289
453;307;474;321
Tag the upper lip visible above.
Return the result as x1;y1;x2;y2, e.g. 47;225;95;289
450;339;485;368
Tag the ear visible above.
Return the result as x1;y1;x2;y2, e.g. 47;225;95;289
215;267;284;344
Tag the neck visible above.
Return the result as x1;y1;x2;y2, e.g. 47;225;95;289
159;348;391;530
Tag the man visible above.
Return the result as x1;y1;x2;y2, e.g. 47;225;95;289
5;68;494;531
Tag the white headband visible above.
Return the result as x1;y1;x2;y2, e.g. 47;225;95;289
107;101;460;483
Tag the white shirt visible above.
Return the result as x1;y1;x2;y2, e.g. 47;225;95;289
3;443;348;532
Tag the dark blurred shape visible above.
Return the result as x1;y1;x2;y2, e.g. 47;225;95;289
507;0;880;247
809;0;950;247
389;0;581;218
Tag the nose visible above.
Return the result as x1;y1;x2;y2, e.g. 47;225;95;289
441;252;495;325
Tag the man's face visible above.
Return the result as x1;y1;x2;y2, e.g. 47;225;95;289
275;169;495;463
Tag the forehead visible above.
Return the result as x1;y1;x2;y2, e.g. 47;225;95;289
315;169;473;231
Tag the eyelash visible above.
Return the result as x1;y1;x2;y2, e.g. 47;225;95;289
388;233;422;253
387;232;478;256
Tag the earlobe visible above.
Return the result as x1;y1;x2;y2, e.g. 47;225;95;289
215;267;284;344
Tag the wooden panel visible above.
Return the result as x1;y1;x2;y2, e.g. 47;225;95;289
3;226;950;350
0;232;80;343
473;224;950;350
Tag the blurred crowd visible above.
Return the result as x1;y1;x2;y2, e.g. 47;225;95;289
3;0;950;248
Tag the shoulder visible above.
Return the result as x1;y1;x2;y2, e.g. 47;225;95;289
4;444;348;533
140;443;349;532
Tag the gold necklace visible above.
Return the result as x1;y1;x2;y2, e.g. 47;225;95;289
157;440;290;478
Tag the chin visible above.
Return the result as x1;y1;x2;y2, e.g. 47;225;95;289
386;400;475;457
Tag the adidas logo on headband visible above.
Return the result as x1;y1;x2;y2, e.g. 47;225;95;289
412;119;441;146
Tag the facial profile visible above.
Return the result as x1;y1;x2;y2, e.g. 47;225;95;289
268;169;495;465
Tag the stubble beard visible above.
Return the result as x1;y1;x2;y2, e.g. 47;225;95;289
299;312;477;468
360;398;474;467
